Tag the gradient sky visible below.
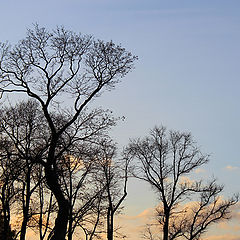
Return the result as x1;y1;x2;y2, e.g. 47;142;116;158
1;1;240;239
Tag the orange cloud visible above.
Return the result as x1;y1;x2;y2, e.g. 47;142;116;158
117;204;240;240
118;196;240;240
218;221;240;232
195;168;206;174
116;208;156;240
179;176;195;185
225;165;239;171
205;234;240;240
227;203;240;222
118;208;154;221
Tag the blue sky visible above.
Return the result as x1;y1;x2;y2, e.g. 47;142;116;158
1;1;240;239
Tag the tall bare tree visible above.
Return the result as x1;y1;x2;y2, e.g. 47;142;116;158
0;100;119;240
95;140;130;240
0;24;137;240
178;180;238;240
57;145;106;240
127;126;238;240
0;100;49;240
0;139;19;240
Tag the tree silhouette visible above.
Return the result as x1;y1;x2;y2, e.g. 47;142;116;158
0;100;50;240
94;140;130;240
127;126;238;240
0;24;137;240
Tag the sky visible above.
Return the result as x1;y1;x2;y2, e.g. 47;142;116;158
0;1;240;239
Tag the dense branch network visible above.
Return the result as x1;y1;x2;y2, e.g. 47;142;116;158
126;126;238;240
0;24;137;240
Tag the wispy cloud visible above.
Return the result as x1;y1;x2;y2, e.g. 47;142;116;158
117;202;240;240
116;208;155;240
130;8;207;16
225;165;239;171
119;208;154;221
179;176;195;185
206;234;240;240
195;168;206;174
218;221;240;231
228;203;240;221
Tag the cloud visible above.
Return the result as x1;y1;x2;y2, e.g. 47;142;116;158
117;202;240;240
225;165;239;171
228;202;240;221
179;176;195;185
205;234;240;240
119;208;154;221
137;208;154;218
131;8;206;16
195;168;206;174
218;222;240;232
116;209;155;240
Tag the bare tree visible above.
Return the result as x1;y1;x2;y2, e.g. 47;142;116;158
0;24;137;240
179;180;238;240
95;140;130;240
58;138;130;240
0;100;50;240
127;126;238;240
58;146;106;240
26;164;56;240
0;100;120;240
0;139;19;240
142;224;161;240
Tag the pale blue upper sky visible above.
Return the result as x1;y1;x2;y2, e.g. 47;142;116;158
1;0;240;223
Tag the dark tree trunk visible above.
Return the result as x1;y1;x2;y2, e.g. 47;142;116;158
1;183;11;240
20;169;31;240
51;200;69;240
163;211;170;240
67;207;73;240
3;206;11;240
45;166;70;240
20;207;28;240
107;208;114;240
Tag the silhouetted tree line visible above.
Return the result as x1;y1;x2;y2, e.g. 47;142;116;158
0;25;237;240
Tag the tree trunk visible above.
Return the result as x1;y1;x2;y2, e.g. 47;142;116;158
3;206;11;240
67;207;73;240
20;208;28;240
20;169;31;240
51;200;69;240
45;166;70;240
2;183;11;240
107;208;114;240
163;211;170;240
